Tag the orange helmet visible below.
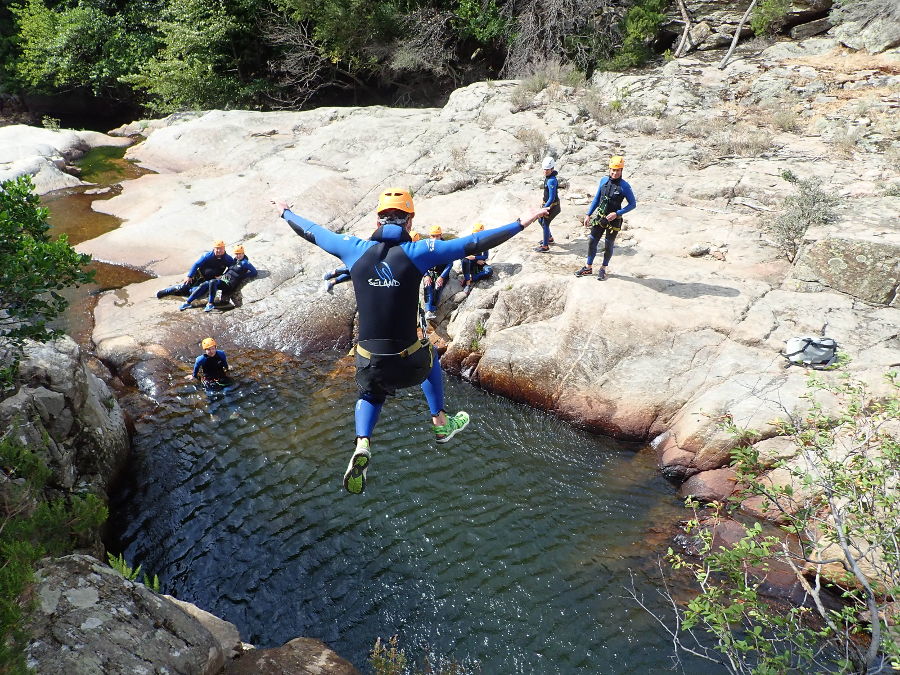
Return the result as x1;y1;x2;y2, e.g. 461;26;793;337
201;337;217;349
608;155;625;169
410;231;422;242
377;188;414;214
429;225;442;236
233;244;245;254
472;222;485;233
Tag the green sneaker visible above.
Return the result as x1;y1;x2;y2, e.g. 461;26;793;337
343;438;371;494
434;411;470;444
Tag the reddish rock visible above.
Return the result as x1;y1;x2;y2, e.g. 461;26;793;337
677;467;737;501
225;637;359;675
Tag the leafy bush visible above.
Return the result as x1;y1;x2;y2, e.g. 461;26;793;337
0;175;94;354
767;172;838;262
107;553;161;592
750;0;790;36
0;437;108;672
513;127;547;162
602;0;667;70
652;371;900;674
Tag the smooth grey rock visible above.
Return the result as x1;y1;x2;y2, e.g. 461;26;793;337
26;555;224;675
790;17;832;39
165;595;244;660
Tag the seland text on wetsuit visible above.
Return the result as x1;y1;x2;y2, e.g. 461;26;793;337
585;176;636;267
281;209;526;437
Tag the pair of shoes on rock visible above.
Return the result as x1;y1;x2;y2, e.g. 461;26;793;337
343;437;371;494
179;302;191;311
533;244;550;253
434;411;469;444
597;268;607;281
574;266;593;277
204;303;215;312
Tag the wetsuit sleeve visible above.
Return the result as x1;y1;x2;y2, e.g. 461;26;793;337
617;180;637;217
409;220;523;273
242;259;258;278
187;252;211;278
281;209;371;268
192;355;204;378
218;350;229;371
586;178;608;216
543;176;559;208
438;262;452;279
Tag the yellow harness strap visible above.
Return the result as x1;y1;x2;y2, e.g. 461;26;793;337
350;338;427;359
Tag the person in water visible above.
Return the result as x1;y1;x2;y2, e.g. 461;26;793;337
422;225;452;321
157;240;234;298
179;244;257;311
575;155;636;281
459;222;493;295
274;189;547;494
533;156;561;253
189;337;230;386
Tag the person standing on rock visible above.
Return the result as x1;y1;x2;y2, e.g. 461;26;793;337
575;155;636;281
157;240;234;299
274;189;547;494
534;156;561;253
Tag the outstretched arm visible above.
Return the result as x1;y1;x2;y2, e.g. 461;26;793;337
273;201;370;267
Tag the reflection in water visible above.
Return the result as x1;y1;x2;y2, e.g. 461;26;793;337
40;147;154;347
108;351;716;674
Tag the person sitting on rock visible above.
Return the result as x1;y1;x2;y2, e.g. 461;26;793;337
179;244;257;312
274;188;548;494
460;222;493;295
157;239;234;298
422;225;452;320
574;155;636;281
534;156;561;253
188;337;230;387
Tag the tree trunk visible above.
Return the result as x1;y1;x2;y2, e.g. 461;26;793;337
718;0;758;69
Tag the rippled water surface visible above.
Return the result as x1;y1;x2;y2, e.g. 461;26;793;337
107;350;715;673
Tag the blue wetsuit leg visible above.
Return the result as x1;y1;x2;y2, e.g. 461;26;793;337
586;224;604;265
473;265;492;281
539;217;553;246
419;350;445;416
186;281;211;304
207;279;221;304
355;396;383;438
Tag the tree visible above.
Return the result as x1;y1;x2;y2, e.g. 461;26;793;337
10;0;158;96
0;175;94;358
636;371;900;673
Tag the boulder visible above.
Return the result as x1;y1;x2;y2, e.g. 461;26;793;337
224;638;359;675
26;555;224;675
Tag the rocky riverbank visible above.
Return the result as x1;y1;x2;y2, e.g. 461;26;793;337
79;37;899;503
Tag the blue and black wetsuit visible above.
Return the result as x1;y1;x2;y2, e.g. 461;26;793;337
461;250;492;283
186;256;258;305
585;176;636;267
157;250;235;297
539;171;560;246
423;260;452;313
193;350;229;382
281;209;526;438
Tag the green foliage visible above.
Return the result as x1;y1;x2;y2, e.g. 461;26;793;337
40;115;60;131
11;0;157;96
454;0;510;43
123;0;264;113
369;634;479;674
662;372;900;673
751;0;789;36
107;553;161;592
603;0;667;70
0;436;109;672
768;173;838;262
0;175;94;349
